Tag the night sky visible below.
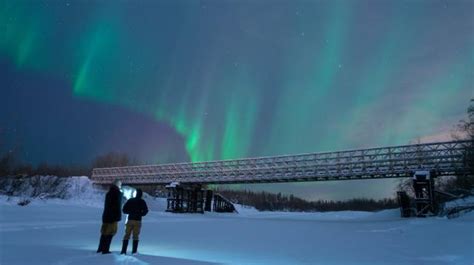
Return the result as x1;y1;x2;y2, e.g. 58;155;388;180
1;0;473;200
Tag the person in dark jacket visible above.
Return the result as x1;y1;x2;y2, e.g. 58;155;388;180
97;179;123;254
121;188;148;255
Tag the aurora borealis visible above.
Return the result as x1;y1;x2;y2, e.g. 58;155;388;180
1;0;473;200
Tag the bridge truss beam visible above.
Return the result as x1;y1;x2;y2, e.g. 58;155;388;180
91;140;473;185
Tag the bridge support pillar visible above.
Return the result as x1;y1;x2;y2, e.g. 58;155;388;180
205;190;213;212
165;183;236;213
166;183;205;213
397;170;440;217
412;170;438;217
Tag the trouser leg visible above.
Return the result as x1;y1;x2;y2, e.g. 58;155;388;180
102;235;113;254
132;240;139;254
132;221;141;241
97;234;106;253
100;222;117;254
120;240;129;254
123;222;133;240
124;220;141;254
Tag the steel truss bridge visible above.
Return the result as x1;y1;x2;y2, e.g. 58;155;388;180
91;140;472;185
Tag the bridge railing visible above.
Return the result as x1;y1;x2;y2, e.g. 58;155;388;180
91;140;472;184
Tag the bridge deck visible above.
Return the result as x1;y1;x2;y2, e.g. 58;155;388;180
91;140;472;185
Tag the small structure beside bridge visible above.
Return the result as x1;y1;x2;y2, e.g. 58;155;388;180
91;140;473;216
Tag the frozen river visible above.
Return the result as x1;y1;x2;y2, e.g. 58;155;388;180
0;199;473;265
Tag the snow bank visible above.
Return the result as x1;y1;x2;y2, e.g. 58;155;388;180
0;175;98;199
0;175;168;210
0;176;105;207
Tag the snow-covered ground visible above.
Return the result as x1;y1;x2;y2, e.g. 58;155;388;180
0;177;473;265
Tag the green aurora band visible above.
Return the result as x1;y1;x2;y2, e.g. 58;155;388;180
1;0;472;165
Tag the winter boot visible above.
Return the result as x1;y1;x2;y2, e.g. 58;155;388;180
120;240;129;255
102;235;113;254
96;235;107;253
132;240;139;254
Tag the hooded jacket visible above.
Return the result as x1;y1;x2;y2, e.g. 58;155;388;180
123;189;149;221
102;184;123;223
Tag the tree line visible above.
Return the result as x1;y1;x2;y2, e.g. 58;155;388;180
216;189;398;212
396;99;474;197
453;99;474;190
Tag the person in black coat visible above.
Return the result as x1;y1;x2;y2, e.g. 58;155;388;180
120;188;148;255
97;179;123;254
